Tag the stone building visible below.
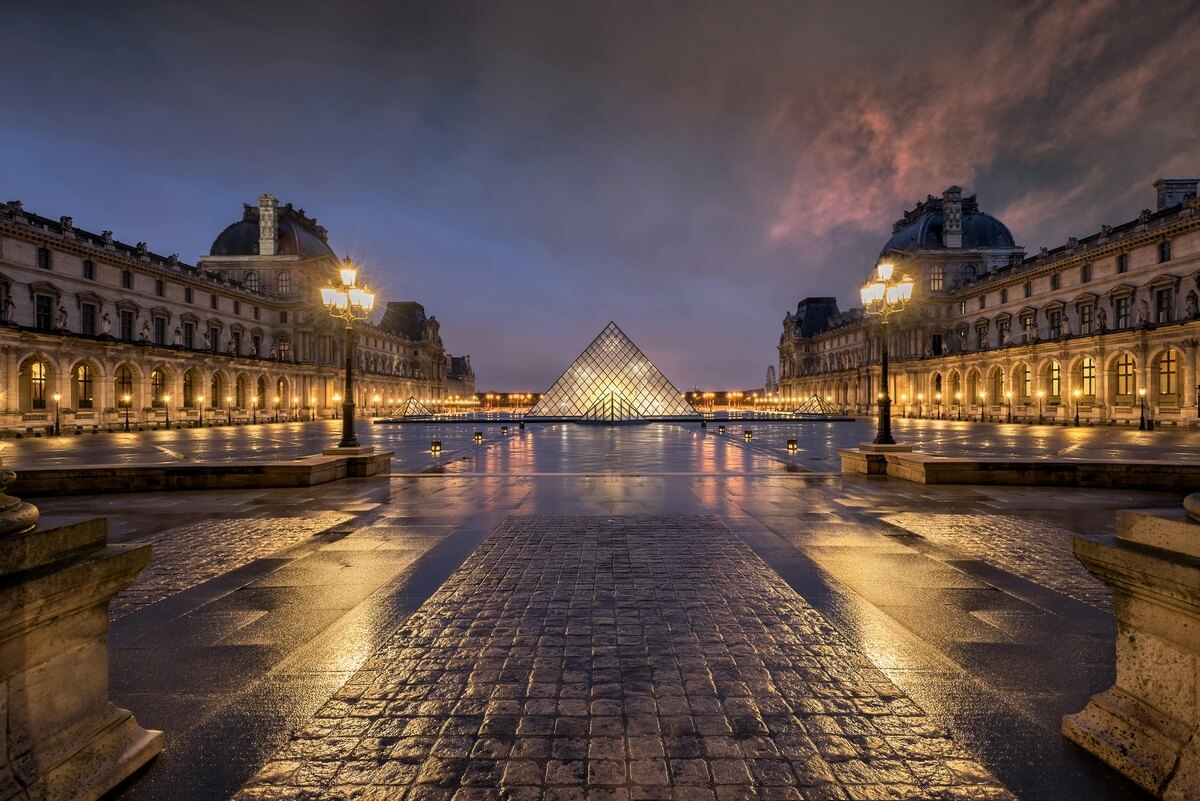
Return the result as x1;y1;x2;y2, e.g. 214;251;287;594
0;194;469;432
779;179;1200;424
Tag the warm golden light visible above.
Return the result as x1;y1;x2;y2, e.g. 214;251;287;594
52;392;61;402
339;266;357;287
1138;387;1146;397
876;261;895;281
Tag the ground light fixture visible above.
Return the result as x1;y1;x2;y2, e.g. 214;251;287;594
718;425;725;434
474;432;483;444
743;430;753;441
431;440;442;455
787;439;798;452
859;261;914;445
321;257;376;448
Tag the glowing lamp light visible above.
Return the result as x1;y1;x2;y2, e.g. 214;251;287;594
53;392;61;402
876;261;895;281
339;265;357;287
787;439;798;452
430;440;442;455
743;430;753;441
1138;387;1147;397
474;431;483;444
1073;388;1082;398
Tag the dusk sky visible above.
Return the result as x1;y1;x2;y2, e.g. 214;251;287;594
3;1;1198;390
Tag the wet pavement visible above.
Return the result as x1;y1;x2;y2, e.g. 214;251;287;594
30;423;1171;800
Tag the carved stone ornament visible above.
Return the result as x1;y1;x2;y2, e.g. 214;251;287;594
59;215;73;231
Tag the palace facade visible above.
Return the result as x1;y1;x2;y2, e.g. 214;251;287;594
0;194;473;433
779;179;1200;424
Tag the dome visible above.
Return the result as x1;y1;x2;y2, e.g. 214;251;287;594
880;202;1015;257
209;218;336;261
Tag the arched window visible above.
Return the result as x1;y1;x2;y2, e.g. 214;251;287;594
1080;357;1096;397
988;369;1004;400
930;265;944;292
151;369;167;407
116;366;134;407
1159;351;1179;398
276;271;291;296
1115;354;1136;398
236;375;249;408
244;271;259;292
76;364;94;409
30;361;47;410
1047;361;1061;398
183;371;197;408
256;376;267;407
1015;364;1032;399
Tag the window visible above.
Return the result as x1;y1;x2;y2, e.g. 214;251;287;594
185;287;193;304
151;370;167;407
1117;253;1129;274
1116;354;1136;397
210;294;219;310
1159;351;1179;397
1116;296;1131;328
957;329;967;352
1081;263;1092;283
116;366;134;405
245;271;259;292
930;265;944;292
959;300;966;315
252;334;262;356
976;325;988;349
1000;288;1008;304
120;310;134;340
37;247;51;269
1047;309;1062;338
1017;364;1032;398
30;361;47;409
35;295;53;331
83;259;95;280
1024;281;1032;298
280;311;288;324
209;326;220;353
183;321;195;349
76;364;94;409
278;338;291;361
183;372;197;408
978;295;986;310
1050;273;1060;290
122;270;132;289
1022;313;1035;341
233;300;241;315
277;271;291;295
232;331;242;355
155;278;164;297
1081;357;1096;397
998;319;1010;345
1159;240;1172;263
1079;304;1093;335
1047;361;1061;397
154;317;166;345
1156;289;1173;323
253;306;260;321
931;333;943;356
81;303;97;336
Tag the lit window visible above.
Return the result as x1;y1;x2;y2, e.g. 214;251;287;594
30;361;47;409
245;271;259;292
76;364;94;409
1047;361;1061;397
277;271;291;295
1080;357;1096;396
930;265;944;292
1159;350;1178;397
1115;354;1135;397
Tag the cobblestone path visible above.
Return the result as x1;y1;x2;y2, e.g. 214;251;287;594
235;515;1014;800
882;513;1112;611
109;511;354;619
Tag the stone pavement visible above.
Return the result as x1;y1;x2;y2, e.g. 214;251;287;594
235;515;1013;801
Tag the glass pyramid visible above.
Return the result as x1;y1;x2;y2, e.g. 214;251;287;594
528;322;699;420
794;394;838;415
393;396;433;418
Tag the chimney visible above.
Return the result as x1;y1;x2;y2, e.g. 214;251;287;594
258;194;278;256
1154;178;1199;211
942;186;963;248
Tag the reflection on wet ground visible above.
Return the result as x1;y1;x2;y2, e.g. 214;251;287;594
27;421;1178;800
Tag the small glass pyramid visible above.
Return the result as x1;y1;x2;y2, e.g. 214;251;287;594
794;394;838;415
528;322;699;419
393;396;433;418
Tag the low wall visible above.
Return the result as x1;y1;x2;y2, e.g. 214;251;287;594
884;452;1200;491
11;450;393;496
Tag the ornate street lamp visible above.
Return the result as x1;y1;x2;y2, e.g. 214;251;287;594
121;393;131;432
225;394;232;425
859;262;914;445
978;390;987;422
52;392;61;436
162;394;171;429
251;395;258;425
1073;388;1082;427
197;394;205;427
1138;387;1147;430
1036;389;1045;425
332;393;341;420
934;391;942;419
322;258;375;448
1005;391;1013;424
954;392;963;421
273;395;280;423
916;393;924;419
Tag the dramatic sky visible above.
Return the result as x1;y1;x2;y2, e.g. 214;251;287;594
3;1;1198;390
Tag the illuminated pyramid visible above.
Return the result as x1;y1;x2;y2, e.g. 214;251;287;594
393;396;433;418
793;394;838;415
528;322;699;420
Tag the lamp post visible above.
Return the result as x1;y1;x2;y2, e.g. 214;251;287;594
1036;389;1045;425
163;394;171;429
1005;391;1013;423
225;395;232;425
1138;387;1147;430
52;392;61;436
322;258;376;449
900;393;908;418
372;394;381;417
916;393;924;419
309;396;316;422
978;390;987;422
121;393;131;432
935;392;942;419
859;262;915;445
251;395;258;425
1073;388;1081;427
197;394;205;427
273;395;280;423
332;393;341;420
954;392;962;420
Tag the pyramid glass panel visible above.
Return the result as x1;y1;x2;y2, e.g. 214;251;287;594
528;322;698;420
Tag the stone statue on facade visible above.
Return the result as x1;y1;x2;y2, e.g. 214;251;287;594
1137;299;1150;325
55;305;68;330
172;327;182;346
1096;306;1107;332
139;319;150;342
101;312;112;336
1187;290;1199;319
59;216;73;233
202;331;211;350
269;343;277;360
249;339;257;357
100;230;113;246
2;294;15;324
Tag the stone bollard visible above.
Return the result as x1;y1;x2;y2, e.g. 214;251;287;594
1063;493;1200;800
0;460;161;800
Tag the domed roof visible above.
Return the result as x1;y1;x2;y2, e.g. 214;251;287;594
209;215;336;261
880;192;1015;256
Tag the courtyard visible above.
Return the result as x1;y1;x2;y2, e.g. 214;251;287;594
17;420;1183;800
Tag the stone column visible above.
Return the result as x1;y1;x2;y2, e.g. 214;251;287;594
1063;498;1200;798
0;461;162;799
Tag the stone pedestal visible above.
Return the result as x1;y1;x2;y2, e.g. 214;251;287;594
0;461;161;801
839;443;913;475
1063;505;1200;800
